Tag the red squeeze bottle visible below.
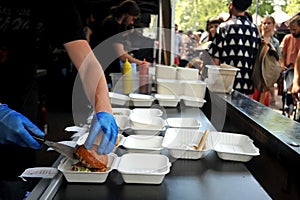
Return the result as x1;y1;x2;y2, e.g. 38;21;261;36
139;58;149;94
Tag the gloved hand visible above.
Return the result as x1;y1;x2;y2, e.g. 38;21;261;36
0;104;45;149
84;112;118;154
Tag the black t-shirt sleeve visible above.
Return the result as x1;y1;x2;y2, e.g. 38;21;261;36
92;18;125;47
103;19;123;42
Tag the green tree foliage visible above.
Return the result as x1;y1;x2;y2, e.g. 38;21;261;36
175;0;229;31
285;0;300;15
249;0;274;16
174;0;290;32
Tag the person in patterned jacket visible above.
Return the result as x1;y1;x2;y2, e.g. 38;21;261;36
208;0;260;95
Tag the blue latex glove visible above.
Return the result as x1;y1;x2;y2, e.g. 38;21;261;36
0;104;45;149
84;112;118;154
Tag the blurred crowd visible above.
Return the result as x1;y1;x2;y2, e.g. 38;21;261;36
174;7;300;119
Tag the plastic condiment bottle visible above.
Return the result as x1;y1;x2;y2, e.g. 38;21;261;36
122;58;132;94
131;62;137;75
139;58;149;94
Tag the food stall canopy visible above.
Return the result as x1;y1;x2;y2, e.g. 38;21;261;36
81;0;159;19
135;0;159;14
218;11;230;21
271;10;291;24
89;0;159;13
252;13;262;25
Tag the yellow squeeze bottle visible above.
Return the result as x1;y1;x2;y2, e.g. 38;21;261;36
122;58;132;94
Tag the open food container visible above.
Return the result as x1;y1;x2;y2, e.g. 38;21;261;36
58;153;171;184
180;96;206;107
205;64;240;93
118;135;164;154
125;126;167;136
154;94;180;107
162;128;214;159
109;92;130;106
213;132;260;162
114;113;166;135
131;108;163;117
112;108;131;116
112;108;164;117
162;129;260;162
130;113;165;129
76;133;124;153
113;108;165;133
114;115;131;131
129;114;166;135
58;153;117;183
116;153;171;184
166;118;201;129
129;93;156;107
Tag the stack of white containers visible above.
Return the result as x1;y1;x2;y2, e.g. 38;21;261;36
155;64;207;107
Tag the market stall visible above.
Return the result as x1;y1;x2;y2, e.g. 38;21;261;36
28;101;271;199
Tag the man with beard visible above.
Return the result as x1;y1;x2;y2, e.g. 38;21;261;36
281;14;300;70
91;0;148;88
280;13;300;118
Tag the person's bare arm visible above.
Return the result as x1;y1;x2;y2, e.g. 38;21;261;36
63;39;112;113
280;50;287;70
292;50;300;94
113;43;144;65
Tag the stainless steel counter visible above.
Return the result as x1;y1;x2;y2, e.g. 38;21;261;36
202;90;300;199
28;107;270;200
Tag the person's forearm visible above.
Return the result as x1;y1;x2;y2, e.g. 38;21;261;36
119;53;143;66
294;50;300;84
94;75;112;113
292;50;300;94
114;42;144;65
64;40;112;113
280;52;287;69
